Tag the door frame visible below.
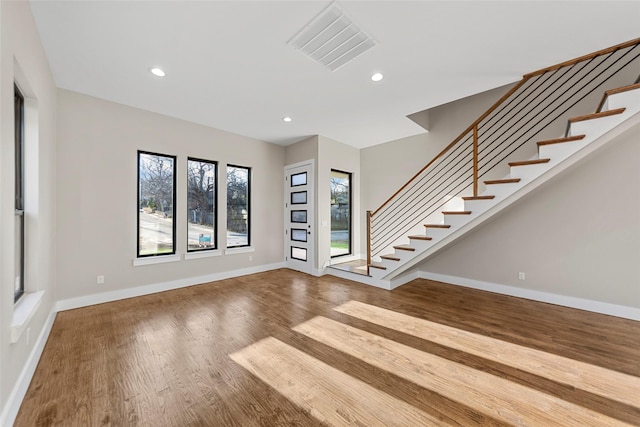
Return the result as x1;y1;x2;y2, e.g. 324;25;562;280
284;160;315;275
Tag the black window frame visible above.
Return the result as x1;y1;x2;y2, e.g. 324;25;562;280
187;157;218;252
137;150;177;258
226;164;251;248
330;169;353;258
14;84;25;302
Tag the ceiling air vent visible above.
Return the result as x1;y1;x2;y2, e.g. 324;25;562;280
288;3;376;72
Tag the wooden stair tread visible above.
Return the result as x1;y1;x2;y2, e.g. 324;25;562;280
424;224;451;229
408;235;432;241
508;158;550;167
597;82;640;112
368;262;387;270
442;211;471;215
569;107;626;123
462;195;495;201
537;135;586;146
393;245;415;252
484;178;521;185
380;254;400;261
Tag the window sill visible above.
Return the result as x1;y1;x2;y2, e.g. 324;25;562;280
133;254;181;266
11;290;45;343
184;249;222;260
225;246;255;255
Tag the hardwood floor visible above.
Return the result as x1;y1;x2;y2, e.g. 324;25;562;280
15;269;640;426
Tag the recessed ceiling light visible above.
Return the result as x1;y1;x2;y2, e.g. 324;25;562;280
149;67;166;77
371;72;384;82
283;116;293;123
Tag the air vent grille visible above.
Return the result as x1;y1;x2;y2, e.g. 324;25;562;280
288;3;376;72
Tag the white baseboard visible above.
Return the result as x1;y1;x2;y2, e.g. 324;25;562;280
389;270;421;290
0;309;57;427
57;262;286;312
419;271;640;321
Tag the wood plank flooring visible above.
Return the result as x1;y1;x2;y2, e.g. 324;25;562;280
15;269;640;426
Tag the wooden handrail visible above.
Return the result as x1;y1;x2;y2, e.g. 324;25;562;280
371;37;640;218
524;37;640;79
368;37;640;264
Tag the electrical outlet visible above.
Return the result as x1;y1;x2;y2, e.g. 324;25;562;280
26;327;31;346
518;272;525;280
249;255;253;261
97;275;105;284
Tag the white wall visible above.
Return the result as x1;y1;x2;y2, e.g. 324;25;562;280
418;122;640;308
0;1;58;423
56;90;285;302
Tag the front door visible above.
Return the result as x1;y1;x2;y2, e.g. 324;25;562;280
284;161;314;275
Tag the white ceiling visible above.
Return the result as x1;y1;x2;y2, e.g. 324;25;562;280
29;1;640;149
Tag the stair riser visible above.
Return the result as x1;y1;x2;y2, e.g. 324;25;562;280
482;182;521;199
538;139;590;162
424;227;451;240
509;163;552;180
463;199;496;213
407;239;434;252
443;214;473;228
392;249;416;261
568;114;627;138
369;267;386;280
603;90;640;112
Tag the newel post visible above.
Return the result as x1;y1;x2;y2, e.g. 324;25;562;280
473;125;479;197
366;210;372;272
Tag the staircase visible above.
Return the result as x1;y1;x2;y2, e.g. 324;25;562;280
328;38;640;290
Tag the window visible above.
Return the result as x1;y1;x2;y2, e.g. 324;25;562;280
138;151;176;257
330;169;352;257
14;84;25;302
187;158;217;251
227;165;250;247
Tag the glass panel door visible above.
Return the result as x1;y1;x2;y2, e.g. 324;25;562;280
284;161;314;275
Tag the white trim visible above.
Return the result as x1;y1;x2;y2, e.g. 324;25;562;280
11;290;45;343
224;246;255;255
133;254;181;266
419;271;640;321
1;310;56;427
323;267;392;290
328;254;362;266
184;249;222;260
57;262;285;312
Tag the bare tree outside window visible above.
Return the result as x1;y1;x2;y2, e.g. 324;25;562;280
187;158;216;251
227;165;250;247
138;151;176;256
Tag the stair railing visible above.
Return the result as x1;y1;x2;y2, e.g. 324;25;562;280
367;37;640;270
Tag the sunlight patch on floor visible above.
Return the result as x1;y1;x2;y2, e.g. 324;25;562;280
229;337;447;426
334;300;640;409
293;316;632;427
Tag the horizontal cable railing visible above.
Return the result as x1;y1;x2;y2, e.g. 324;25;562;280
368;37;640;268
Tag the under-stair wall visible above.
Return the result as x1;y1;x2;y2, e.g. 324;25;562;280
417;121;640;312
